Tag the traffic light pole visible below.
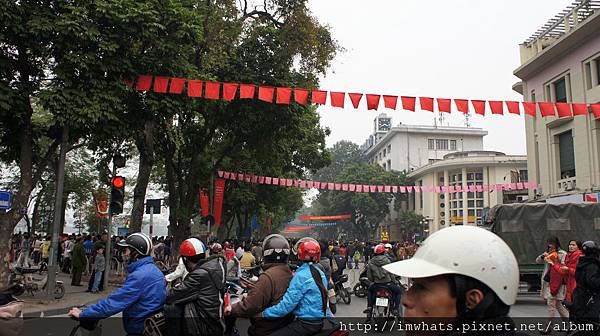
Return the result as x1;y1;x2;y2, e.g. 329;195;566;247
46;125;69;300
103;162;116;291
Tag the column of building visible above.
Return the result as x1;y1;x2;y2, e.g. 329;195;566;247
462;167;468;226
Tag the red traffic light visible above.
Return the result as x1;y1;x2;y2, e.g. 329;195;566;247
111;176;125;189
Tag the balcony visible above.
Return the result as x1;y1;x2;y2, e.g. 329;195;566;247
557;177;577;192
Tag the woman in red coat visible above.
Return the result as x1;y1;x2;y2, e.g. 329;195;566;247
554;240;582;304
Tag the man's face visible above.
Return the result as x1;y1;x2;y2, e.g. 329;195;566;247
102;234;108;242
402;276;457;320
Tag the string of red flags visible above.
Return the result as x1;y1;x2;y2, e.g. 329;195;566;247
287;222;338;227
128;75;600;119
217;171;538;194
298;215;351;220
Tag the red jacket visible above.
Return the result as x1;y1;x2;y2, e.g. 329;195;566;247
554;249;582;302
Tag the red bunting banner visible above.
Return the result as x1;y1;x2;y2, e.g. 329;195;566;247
129;75;600;119
219;171;538;194
299;215;352;220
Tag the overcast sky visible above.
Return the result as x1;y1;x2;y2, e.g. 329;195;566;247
308;0;572;155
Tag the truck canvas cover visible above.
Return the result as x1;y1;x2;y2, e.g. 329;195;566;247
487;203;600;268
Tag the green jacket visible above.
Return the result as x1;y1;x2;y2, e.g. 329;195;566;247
71;242;87;269
367;254;393;284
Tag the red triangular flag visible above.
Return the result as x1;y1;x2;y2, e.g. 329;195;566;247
276;87;292;104
489;101;504;115
401;96;416;111
572;103;588;116
392;186;398;193
471;100;486;115
335;183;341;191
383;95;398;110
516;182;524;190
342;184;348;191
348;93;363;108
279;178;286;186
314;182;320;188
384;186;391;193
272;177;279;185
265;177;272;184
539;102;556;117
307;181;314;188
300;181;306;188
153;76;169;93
356;185;363;192
556;103;572;117
437;98;451;113
506;101;521;115
240;84;255;99
136;75;153;91
259;176;265;184
366;94;381;110
419;97;434;112
377;185;384;193
399;186;406;193
223;83;238;100
330;92;345;108
252;175;258;183
224;172;231;179
246;175;251;183
287;179;293;187
483;185;489;192
293;180;299;187
591;104;600;118
454;99;469;113
205;81;220;99
258;86;275;102
169;78;186;94
311;90;327;104
349;184;356;191
187;80;203;97
407;186;413;193
523;102;537;116
294;89;309;105
238;174;245;181
415;186;421;193
328;182;335;190
369;185;376;193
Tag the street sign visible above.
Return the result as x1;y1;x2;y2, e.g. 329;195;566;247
0;191;12;211
146;199;161;214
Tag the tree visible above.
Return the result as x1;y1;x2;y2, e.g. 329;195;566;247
312;140;365;181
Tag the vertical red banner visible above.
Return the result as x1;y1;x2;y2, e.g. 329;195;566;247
213;178;226;226
200;189;210;217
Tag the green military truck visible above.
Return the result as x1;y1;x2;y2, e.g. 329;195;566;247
485;203;600;293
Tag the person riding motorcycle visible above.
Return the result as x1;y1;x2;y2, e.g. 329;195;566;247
164;237;227;336
384;226;527;336
226;234;295;336
260;239;329;336
364;243;403;320
68;233;166;336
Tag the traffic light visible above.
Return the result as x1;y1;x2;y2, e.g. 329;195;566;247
110;176;125;214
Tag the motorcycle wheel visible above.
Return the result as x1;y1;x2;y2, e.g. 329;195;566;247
342;288;351;304
54;283;65;299
353;283;367;298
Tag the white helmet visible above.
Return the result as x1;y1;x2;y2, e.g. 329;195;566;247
383;226;518;305
384;243;392;249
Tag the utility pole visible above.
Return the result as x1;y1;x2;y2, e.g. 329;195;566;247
103;156;121;290
46;125;69;300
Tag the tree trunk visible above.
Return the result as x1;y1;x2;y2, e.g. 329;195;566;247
130;119;156;233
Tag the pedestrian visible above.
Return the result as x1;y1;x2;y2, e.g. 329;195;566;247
536;236;569;332
83;235;93;274
251;241;263;264
240;245;256;272
559;240;583;305
352;249;361;269
570;241;600;325
88;233;108;292
62;236;73;273
90;245;106;293
40;235;51;265
16;233;31;268
71;236;86;286
32;235;42;265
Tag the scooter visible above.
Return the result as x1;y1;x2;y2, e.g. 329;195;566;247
370;287;394;332
334;274;351;304
9;262;64;299
352;267;370;298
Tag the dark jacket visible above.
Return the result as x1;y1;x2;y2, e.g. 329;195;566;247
166;255;226;336
231;263;294;336
71;242;87;269
318;256;333;281
367;254;392;284
571;255;600;320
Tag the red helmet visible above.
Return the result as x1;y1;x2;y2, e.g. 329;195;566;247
374;243;386;255
298;239;321;262
180;238;206;257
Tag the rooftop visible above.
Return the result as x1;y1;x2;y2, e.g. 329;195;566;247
409;151;527;178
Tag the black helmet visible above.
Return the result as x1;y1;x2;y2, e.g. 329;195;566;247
262;234;290;263
582;241;599;256
118;233;152;256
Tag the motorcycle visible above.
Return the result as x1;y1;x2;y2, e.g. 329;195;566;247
352;267;370;298
334;274;351;304
9;262;64;299
370;287;394;332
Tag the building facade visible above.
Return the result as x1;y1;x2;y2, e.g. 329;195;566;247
362;114;488;172
407;151;528;234
513;0;600;203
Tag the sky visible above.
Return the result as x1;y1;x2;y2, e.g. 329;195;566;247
308;0;573;155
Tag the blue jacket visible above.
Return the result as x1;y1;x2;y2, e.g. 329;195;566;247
80;256;166;334
263;262;327;320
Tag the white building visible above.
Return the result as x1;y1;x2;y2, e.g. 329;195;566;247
513;0;600;204
362;113;488;173
407;151;528;235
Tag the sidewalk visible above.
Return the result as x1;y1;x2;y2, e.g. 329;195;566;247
21;271;124;317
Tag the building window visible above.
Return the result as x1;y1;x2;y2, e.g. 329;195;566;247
382;163;386;170
519;170;528;182
387;159;391;171
388;144;391;153
584;56;600;89
545;74;571;103
450;140;457;151
558;130;576;178
428;139;435;150
383;148;387;157
531;90;536;103
554;77;567;103
436;139;448;150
